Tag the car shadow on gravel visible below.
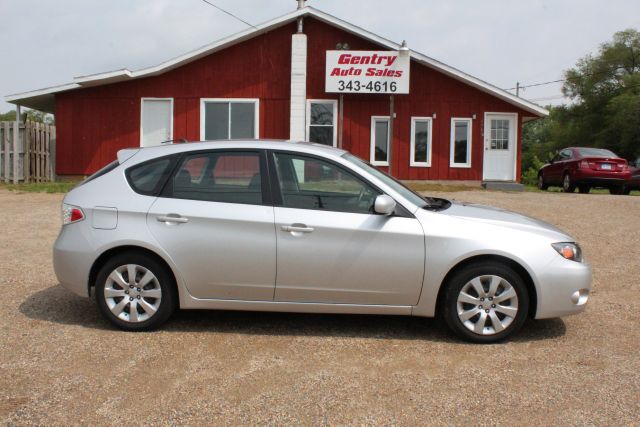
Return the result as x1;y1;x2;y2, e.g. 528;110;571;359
20;285;566;343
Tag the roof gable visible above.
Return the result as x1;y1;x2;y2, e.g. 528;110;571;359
5;6;548;117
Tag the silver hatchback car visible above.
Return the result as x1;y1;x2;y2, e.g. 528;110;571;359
53;140;591;342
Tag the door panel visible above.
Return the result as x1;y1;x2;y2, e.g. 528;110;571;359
274;207;425;305
141;99;172;147
483;114;516;181
146;150;276;300
270;151;425;306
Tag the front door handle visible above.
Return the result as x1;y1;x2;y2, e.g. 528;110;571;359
157;214;189;224
281;224;314;233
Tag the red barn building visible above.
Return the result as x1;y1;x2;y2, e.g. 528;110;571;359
6;5;547;184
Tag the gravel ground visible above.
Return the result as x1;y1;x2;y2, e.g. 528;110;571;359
0;189;638;425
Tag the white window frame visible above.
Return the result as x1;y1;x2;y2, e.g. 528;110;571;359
450;117;473;168
306;99;338;147
410;117;433;167
199;98;260;141
140;97;174;147
370;116;391;166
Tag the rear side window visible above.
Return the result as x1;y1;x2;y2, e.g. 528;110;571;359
165;151;263;205
126;157;175;196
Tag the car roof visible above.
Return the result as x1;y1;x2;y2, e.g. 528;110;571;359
127;139;347;160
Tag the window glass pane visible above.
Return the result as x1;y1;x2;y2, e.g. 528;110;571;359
374;120;389;163
274;153;378;214
127;158;172;196
170;151;262;205
413;120;430;163
230;103;255;139
309;126;334;146
310;103;334;125
453;121;469;164
204;103;229;140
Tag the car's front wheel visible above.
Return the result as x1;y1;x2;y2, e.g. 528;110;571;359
442;262;529;343
95;252;177;331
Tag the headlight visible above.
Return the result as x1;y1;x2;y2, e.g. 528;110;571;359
552;242;583;262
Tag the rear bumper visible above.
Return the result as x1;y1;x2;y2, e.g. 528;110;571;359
573;169;630;187
534;256;592;319
53;224;95;298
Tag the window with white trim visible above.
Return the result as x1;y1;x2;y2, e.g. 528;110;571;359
370;116;390;166
450;118;472;167
201;99;258;140
306;100;337;147
410;117;433;167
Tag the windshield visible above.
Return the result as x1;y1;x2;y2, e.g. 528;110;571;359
342;153;428;208
577;148;617;158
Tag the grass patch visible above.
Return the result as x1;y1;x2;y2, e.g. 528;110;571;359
0;181;79;193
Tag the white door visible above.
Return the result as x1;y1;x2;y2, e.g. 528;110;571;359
141;98;173;147
483;113;517;181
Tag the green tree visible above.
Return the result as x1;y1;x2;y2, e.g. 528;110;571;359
522;28;640;181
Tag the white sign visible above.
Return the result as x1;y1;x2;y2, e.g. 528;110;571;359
325;50;410;94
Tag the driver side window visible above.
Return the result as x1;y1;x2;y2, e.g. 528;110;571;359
273;152;379;214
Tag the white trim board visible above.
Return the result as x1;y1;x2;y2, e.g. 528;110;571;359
199;98;260;141
5;7;548;118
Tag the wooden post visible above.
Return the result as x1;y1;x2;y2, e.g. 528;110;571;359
24;121;30;183
338;94;344;149
50;124;56;182
388;95;395;177
13;105;21;184
3;122;10;183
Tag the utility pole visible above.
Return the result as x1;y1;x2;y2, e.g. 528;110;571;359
516;82;521;97
388;95;394;176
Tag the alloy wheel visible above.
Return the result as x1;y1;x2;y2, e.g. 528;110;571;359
456;275;519;335
104;264;162;323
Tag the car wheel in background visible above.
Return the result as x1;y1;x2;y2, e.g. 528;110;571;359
95;252;177;331
609;186;624;195
623;185;631;195
578;185;590;194
562;173;576;193
441;262;529;343
537;174;549;190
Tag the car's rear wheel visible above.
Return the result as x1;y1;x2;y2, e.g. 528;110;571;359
562;173;576;193
623;185;631;195
537;174;548;190
95;252;177;331
442;262;529;343
578;185;590;194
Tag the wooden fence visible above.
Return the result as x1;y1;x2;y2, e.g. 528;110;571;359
0;121;56;183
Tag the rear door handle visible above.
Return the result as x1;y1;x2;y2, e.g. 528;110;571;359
281;224;314;233
157;215;189;224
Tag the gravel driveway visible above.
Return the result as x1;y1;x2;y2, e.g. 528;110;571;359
0;189;638;425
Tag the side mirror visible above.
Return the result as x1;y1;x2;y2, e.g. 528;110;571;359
374;194;396;216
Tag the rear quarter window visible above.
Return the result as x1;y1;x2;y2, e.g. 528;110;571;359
126;156;176;196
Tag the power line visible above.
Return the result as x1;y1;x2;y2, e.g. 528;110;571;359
198;0;257;28
504;66;633;92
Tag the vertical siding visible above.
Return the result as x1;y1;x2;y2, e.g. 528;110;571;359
54;16;536;180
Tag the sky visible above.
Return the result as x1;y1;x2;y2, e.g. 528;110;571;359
1;0;639;113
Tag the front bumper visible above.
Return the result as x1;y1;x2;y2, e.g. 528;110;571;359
534;255;592;319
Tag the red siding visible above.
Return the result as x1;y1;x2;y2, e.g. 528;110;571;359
54;17;533;181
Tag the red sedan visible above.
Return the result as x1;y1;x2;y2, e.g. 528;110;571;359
538;147;631;194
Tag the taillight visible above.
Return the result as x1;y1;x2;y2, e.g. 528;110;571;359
62;204;85;225
579;160;589;169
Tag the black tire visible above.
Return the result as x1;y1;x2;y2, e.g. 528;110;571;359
578;185;590;194
609;186;624;195
623;185;631;195
562;173;576;193
441;261;529;343
95;251;177;331
537;174;548;190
